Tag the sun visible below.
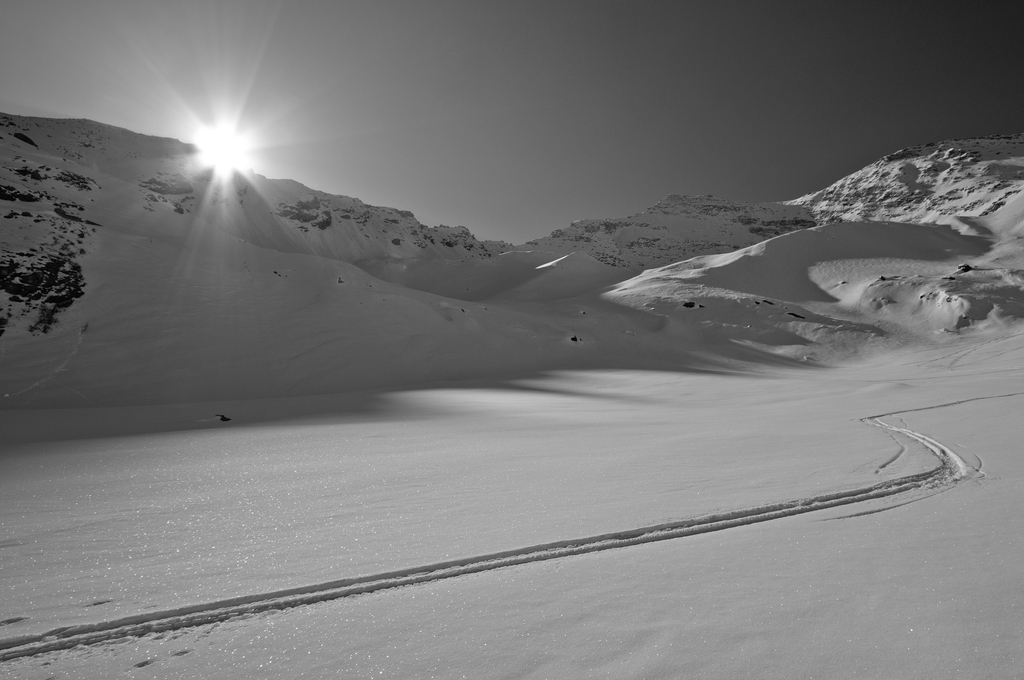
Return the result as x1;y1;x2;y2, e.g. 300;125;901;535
195;124;252;176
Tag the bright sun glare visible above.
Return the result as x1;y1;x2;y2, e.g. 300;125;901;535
195;124;252;176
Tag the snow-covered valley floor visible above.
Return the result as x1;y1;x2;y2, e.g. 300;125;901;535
2;332;1023;678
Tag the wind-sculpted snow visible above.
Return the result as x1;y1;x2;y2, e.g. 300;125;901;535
0;408;977;662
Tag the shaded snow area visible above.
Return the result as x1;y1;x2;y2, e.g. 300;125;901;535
2;115;1024;677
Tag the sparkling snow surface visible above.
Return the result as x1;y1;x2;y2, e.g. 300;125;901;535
4;334;1024;678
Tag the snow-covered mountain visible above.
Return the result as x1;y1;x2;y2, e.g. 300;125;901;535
3;112;1024;407
787;133;1024;229
0;113;702;406
521;133;1024;269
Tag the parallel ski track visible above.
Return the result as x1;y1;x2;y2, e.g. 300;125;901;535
0;405;984;662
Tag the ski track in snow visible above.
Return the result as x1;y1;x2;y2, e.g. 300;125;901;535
0;396;1006;662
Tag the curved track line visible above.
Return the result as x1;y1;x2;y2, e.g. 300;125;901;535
874;431;907;472
0;406;982;662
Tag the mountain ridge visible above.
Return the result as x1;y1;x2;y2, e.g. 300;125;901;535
3;112;1024;407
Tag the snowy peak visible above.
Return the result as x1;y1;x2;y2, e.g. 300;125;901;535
788;133;1024;229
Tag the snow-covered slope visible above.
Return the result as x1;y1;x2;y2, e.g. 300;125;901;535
787;133;1024;231
516;194;819;269
605;219;1024;360
600;134;1024;361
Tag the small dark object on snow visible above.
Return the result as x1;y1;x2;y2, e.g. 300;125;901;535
570;335;580;342
787;312;806;319
215;414;231;422
957;264;973;273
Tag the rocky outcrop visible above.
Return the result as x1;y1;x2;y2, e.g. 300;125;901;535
277;196;333;230
139;173;193;195
0;252;85;334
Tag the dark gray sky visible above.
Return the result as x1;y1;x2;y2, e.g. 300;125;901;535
2;1;1022;242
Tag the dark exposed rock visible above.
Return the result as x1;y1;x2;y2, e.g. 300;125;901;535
277;196;332;229
139;174;193;195
0;184;42;202
13;166;47;180
0;254;85;333
55;170;97;191
12;132;38;148
54;206;84;222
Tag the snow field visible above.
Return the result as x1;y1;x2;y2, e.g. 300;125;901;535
6;330;1023;677
6;360;1022;678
